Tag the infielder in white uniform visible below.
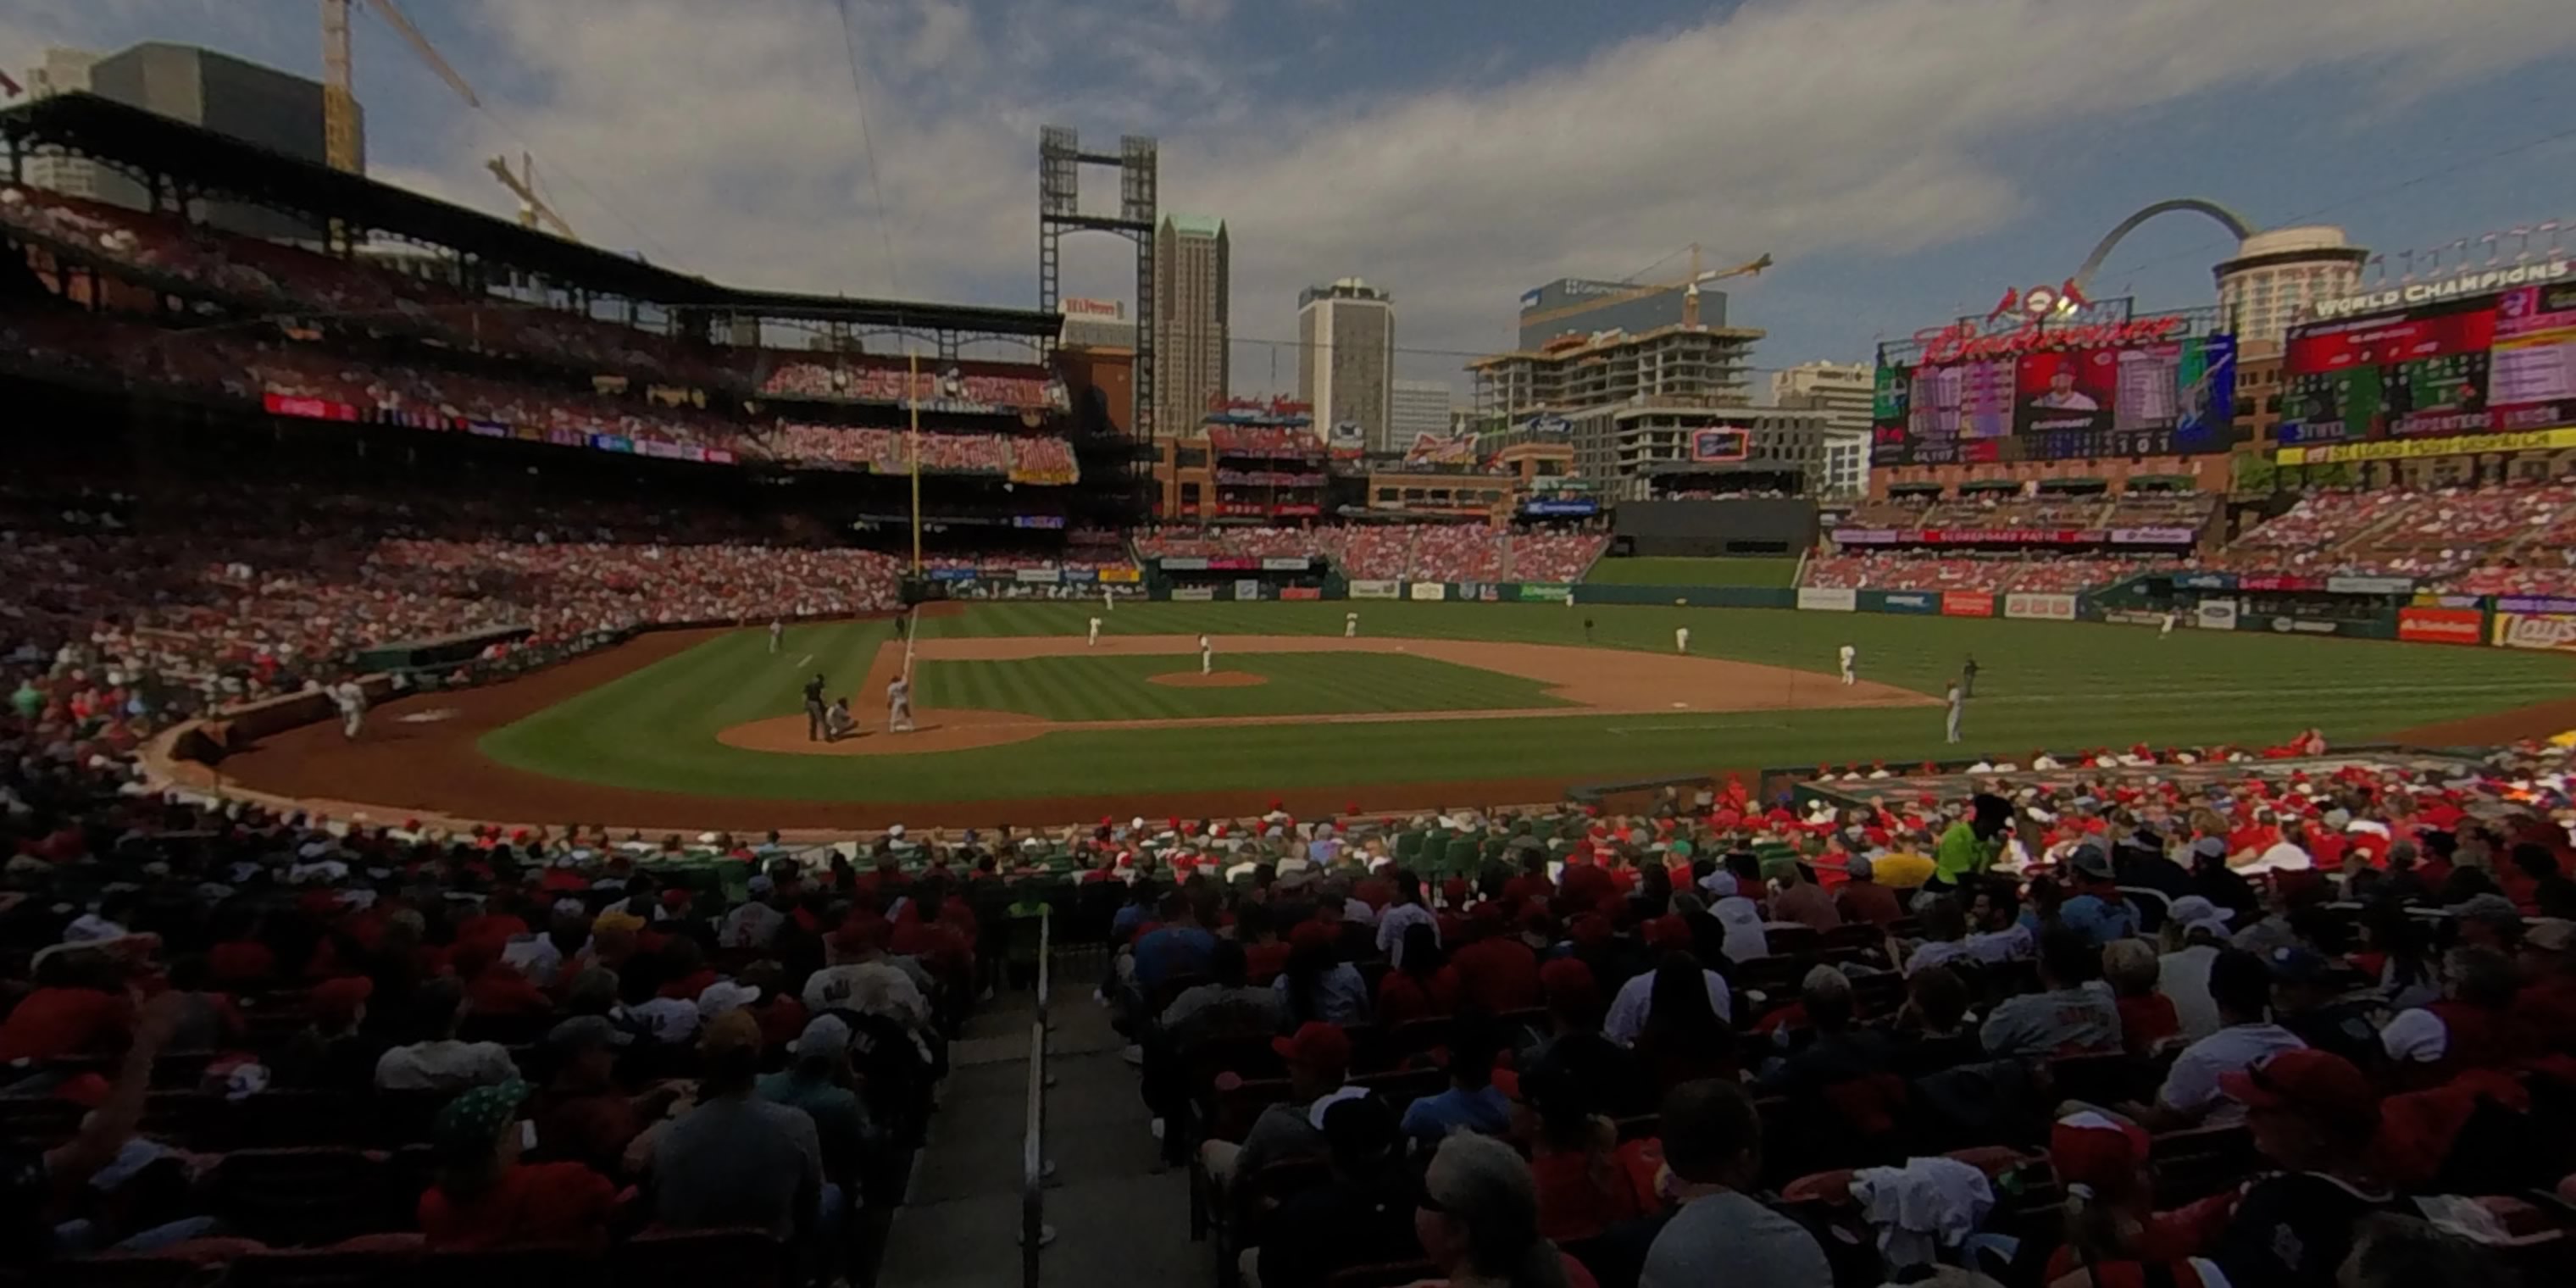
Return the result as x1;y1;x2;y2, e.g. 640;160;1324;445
886;675;914;733
1674;625;1690;654
1199;633;1213;675
1103;588;1115;613
2161;610;2178;637
332;680;366;740
1088;616;1102;646
769;619;783;654
1344;611;1359;638
1838;643;1857;686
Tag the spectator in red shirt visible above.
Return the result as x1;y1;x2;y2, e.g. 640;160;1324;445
1833;854;1905;929
1511;1063;1643;1242
0;949;131;1063
1768;862;1841;933
2518;919;2576;1053
1376;924;1459;1027
418;1081;618;1252
529;1016;676;1180
1234;902;1291;985
2103;939;2180;1056
1447;916;1544;1015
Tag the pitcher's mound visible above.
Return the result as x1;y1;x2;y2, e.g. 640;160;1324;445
1150;670;1268;688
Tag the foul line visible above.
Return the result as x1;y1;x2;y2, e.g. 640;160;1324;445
793;652;813;669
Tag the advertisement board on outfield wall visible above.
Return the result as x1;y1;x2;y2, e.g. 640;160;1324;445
1169;586;1216;602
1235;580;1265;600
1878;591;1939;614
1349;580;1401;599
1941;592;1996;618
2494;612;2576;652
2399;607;2485;644
2253;614;2347;636
1097;567;1142;583
1259;557;1313;571
2104;609;2168;627
2325;575;2415;596
2173;573;2235;591
2005;592;2078;620
1408;582;1449;602
1796;587;1857;612
1013;567;1061;584
1518;584;1574;602
2499;597;2576;614
1280;586;1322;601
2197;599;2240;631
1158;557;1208;572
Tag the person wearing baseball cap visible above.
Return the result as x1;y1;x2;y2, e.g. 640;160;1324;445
418;1080;618;1252
2516;917;2576;1052
2156;893;2235;1041
527;1015;670;1181
2203;1049;2396;1287
2266;947;2383;1069
1202;1021;1352;1199
2058;843;2141;946
756;1015;867;1191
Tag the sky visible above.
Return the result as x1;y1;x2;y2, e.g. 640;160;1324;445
8;0;2576;401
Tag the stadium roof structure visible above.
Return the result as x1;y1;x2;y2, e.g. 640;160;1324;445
0;92;1059;338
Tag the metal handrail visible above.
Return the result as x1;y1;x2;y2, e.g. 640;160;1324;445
1020;907;1052;1286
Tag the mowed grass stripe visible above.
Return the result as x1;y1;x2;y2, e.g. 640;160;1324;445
904;653;1568;722
480;602;2576;805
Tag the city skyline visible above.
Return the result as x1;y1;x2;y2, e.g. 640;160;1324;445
11;1;2575;402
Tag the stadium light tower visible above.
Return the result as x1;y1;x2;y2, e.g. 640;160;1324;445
1038;127;1157;436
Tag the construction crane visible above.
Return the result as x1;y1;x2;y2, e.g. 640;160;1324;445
487;152;578;241
320;0;480;173
1518;244;1774;335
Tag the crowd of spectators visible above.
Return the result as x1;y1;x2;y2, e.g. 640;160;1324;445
1334;527;1607;583
1802;552;2184;594
756;358;1065;414
1;478;903;713
763;424;1077;479
1206;425;1327;460
1134;528;1335;563
0;186;736;388
1085;742;2576;1286
0;308;752;459
2217;482;2576;594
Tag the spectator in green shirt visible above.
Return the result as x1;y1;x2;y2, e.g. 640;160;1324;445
1932;794;2014;887
758;1014;874;1191
8;678;41;722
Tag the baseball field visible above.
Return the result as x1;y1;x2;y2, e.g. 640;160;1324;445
192;600;2576;833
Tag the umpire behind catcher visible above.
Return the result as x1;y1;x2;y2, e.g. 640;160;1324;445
803;672;829;741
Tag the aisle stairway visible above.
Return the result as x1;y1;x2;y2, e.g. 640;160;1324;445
874;946;1195;1288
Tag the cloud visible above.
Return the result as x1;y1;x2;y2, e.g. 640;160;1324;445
14;0;2576;392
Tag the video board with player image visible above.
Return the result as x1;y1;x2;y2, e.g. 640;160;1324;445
1872;335;2235;466
2280;283;2576;447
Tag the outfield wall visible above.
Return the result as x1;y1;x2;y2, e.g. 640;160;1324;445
1126;567;2576;657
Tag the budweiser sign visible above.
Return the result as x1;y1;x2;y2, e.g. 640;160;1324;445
1914;315;2188;369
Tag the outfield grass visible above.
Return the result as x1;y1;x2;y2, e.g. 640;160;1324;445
914;652;1570;721
1582;556;1801;586
476;601;2576;804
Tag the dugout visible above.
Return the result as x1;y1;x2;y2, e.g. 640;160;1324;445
1607;497;1818;558
1150;555;1335;602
